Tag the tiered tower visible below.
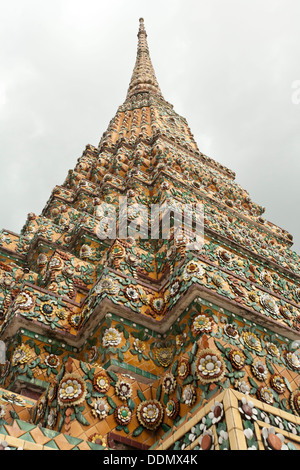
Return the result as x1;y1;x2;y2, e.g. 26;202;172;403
0;19;300;451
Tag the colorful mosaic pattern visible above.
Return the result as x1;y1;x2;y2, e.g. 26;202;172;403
0;18;299;450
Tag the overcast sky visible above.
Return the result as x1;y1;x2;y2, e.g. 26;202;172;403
0;0;300;255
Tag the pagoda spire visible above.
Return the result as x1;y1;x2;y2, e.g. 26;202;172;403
125;18;164;101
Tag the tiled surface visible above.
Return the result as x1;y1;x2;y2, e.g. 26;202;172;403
0;419;105;451
0;18;299;452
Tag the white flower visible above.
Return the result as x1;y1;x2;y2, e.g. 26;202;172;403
91;398;109;419
238;397;258;421
95;277;120;295
261;426;289;450
252;360;268;381
208;401;224;424
182;385;196;406
102;327;122;347
235;380;250;395
125;286;139;301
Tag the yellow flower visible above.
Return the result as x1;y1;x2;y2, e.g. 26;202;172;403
12;344;32;366
140;292;149;305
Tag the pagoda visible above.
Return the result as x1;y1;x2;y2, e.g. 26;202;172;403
0;18;300;451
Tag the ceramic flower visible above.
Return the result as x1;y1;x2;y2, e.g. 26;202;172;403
290;390;300;416
49;256;63;269
48;382;57;403
102;327;122;347
169;280;181;297
56;309;67;320
165;398;180;419
91;397;109;419
234;380;250;395
44;354;60;369
280;306;293;320
270;374;286;394
261;426;288;450
182;384;197;406
175;333;187;348
208;401;224;424
162;373;176;395
114;405;132;426
238;397;258;421
133;338;146;354
160;181;169;190
125;286;139;302
248;291;259;303
57;374;87;407
115;380;133;401
182;260;205;281
259;271;273;288
15;292;34;310
111;244;125;258
40;301;56;318
0;404;6;419
217;249;232;264
260;293;279;317
284;351;300;370
88;433;107;448
95;277;120;295
191;314;213;335
12;344;32;366
36;396;47;420
224;323;239;341
155;346;173;367
150;297;164;314
93;372;110;393
137;400;163;430
196;349;225;384
265;342;280;358
251;360;268;381
80;244;92;259
229;349;246;370
198;430;215;450
68;312;82;329
47;408;58;429
140;291;149;305
212;273;225;288
177;357;190;380
257;386;274;405
242;331;262;353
